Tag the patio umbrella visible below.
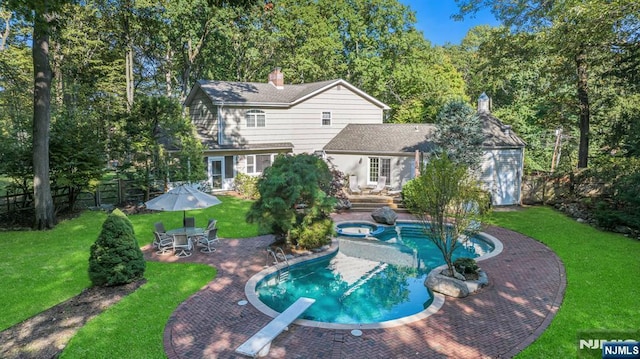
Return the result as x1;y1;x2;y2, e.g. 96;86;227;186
144;184;222;226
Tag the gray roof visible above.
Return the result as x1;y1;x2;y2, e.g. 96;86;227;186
324;113;525;154
185;79;390;109
200;141;293;152
323;124;438;155
479;111;526;148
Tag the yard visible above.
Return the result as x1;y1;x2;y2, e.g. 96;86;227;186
0;204;638;358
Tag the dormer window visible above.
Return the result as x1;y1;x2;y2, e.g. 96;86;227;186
246;110;266;128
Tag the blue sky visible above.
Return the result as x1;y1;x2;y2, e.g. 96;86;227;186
400;1;500;46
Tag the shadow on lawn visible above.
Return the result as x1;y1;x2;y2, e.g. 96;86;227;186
0;280;145;359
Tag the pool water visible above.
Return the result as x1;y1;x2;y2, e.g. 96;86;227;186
256;222;494;324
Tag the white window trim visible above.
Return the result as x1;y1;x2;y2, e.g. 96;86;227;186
246;154;274;175
246;109;266;128
367;157;391;185
321;111;332;126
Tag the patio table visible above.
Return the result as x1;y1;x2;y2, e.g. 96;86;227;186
167;227;205;237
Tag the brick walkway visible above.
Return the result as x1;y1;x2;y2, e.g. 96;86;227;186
144;212;566;359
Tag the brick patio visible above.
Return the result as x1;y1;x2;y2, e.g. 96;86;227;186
144;212;566;359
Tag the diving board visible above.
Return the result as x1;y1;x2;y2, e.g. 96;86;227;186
236;297;315;358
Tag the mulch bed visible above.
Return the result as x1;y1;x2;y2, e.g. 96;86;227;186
0;279;145;359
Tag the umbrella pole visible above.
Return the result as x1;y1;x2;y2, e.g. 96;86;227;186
183;211;186;227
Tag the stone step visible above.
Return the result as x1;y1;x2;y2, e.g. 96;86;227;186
346;194;408;213
348;195;401;204
349;204;410;213
350;208;411;214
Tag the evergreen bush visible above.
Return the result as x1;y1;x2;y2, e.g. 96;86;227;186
88;209;146;287
291;218;333;249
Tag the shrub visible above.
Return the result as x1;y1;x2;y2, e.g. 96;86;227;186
88;209;146;287
290;218;333;249
592;170;640;231
454;257;479;275
234;172;260;199
246;154;335;244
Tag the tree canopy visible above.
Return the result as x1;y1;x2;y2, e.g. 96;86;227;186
1;0;639;227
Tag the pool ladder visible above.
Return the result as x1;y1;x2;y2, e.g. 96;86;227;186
266;247;290;282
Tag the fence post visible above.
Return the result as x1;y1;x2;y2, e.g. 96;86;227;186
116;179;122;204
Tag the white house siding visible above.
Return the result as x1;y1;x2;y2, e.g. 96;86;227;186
326;153;415;190
188;88;218;139
329;149;523;206
480;149;524;206
219;86;384;153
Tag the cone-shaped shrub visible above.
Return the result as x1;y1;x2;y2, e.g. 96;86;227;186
88;209;146;286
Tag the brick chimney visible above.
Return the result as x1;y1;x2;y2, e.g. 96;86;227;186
268;67;284;89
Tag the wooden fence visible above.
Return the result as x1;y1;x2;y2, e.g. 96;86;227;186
0;180;164;218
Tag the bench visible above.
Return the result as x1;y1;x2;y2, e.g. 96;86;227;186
235;297;315;358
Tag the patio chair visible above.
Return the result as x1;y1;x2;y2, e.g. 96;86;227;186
206;219;217;230
172;233;193;257
153;231;173;255
370;176;387;195
154;222;167;233
348;175;361;195
184;217;196;228
198;228;219;254
387;179;407;196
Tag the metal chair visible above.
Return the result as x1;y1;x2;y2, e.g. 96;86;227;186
198;228;219;254
184;217;196;228
172;233;193;257
154;222;167;233
153;231;173;255
206;219;217;230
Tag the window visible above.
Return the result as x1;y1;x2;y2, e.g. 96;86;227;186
246;154;273;174
321;111;331;126
246;110;266;128
368;157;391;184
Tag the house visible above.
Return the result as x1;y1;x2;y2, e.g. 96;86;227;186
183;68;390;190
323;94;526;205
184;69;525;206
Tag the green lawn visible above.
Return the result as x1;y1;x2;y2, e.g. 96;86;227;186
0;195;258;358
488;206;640;358
61;261;216;359
2;204;638;358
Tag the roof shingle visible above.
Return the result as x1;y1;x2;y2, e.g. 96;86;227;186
324;114;525;154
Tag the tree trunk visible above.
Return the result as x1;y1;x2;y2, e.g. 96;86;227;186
32;10;56;229
126;45;134;110
123;0;134;111
165;42;173;97
0;10;10;51
576;47;590;168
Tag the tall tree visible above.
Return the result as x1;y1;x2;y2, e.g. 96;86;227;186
456;0;640;168
9;0;72;229
32;2;57;229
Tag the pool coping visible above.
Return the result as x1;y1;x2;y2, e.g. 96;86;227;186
244;221;504;330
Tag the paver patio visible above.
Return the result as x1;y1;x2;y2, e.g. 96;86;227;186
143;212;566;358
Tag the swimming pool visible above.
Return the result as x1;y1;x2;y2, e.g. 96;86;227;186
249;221;500;328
